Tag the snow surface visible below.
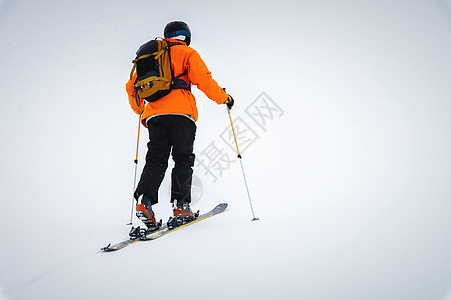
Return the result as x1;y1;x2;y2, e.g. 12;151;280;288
1;0;451;299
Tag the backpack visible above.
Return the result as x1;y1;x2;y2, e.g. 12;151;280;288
129;38;189;102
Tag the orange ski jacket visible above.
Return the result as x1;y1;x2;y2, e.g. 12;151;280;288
126;38;228;126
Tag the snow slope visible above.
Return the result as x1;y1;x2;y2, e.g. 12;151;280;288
1;0;451;299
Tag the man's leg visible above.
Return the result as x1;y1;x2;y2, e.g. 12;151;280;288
168;116;196;204
135;117;171;205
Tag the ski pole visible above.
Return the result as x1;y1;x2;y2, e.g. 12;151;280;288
227;107;259;221
128;113;142;225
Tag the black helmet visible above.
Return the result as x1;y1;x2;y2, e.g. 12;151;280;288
164;21;191;46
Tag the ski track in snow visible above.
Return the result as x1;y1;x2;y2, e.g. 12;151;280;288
2;251;97;298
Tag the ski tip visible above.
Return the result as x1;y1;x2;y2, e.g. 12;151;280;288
212;203;228;214
101;243;111;251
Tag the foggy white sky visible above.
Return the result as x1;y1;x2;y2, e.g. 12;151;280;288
1;0;451;299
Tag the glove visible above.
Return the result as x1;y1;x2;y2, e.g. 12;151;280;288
224;94;235;110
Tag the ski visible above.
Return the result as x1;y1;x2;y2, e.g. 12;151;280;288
101;203;227;251
101;222;166;252
101;237;139;251
144;203;228;240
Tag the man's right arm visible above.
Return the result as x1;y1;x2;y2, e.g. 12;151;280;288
187;50;229;105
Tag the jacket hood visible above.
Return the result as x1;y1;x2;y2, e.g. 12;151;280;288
164;37;187;46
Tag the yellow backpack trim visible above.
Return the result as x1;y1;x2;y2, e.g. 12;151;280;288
130;39;188;102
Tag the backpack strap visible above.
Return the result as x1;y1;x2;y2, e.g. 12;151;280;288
174;70;188;80
172;69;190;91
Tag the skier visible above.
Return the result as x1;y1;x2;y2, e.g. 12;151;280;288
126;21;234;229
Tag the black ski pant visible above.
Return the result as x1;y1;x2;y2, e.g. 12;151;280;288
135;115;196;206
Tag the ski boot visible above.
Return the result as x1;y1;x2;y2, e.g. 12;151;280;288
167;199;199;229
136;195;161;232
